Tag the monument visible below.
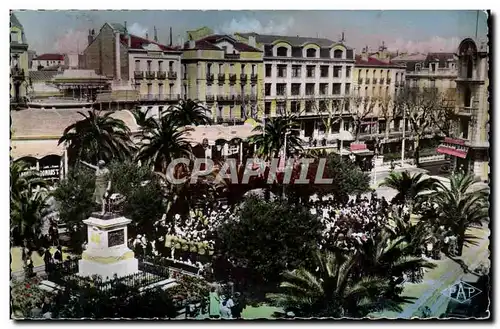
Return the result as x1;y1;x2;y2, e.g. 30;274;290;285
77;160;138;279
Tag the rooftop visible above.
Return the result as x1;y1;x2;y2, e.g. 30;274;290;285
107;22;179;52
184;34;261;52
34;53;65;61
237;32;352;49
355;55;404;68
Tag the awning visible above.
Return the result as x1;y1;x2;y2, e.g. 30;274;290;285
332;130;354;141
351;149;374;156
436;146;468;159
10;140;64;159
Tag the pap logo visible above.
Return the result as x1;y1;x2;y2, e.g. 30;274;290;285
442;280;482;303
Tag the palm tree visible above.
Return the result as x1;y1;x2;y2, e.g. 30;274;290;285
167;99;211;126
10;160;46;204
249;116;303;160
380;171;438;211
58;110;133;165
428;172;489;256
267;250;400;318
135;115;193;174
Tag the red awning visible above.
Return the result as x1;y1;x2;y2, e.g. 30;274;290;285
436;146;468;159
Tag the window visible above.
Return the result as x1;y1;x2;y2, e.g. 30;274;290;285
306;65;315;78
431;63;437;72
346;66;351;78
147;84;152;95
217;106;223;118
183;84;187;97
147;61;152;72
241;64;246;74
291;101;300;113
265;102;271;115
135;60;140;71
265;83;271;96
158;83;163;96
333;83;341;95
230;64;235;74
251;64;256;74
206;63;212;75
319;83;328;95
305;83;315;95
372;69;376;77
218;63;224;74
345;83;351;95
464;87;472;107
277;64;287;78
306;48;317;58
320;65;329;77
415;63;421;72
265;64;272;77
333;49;343;59
395;72;398;81
183;64;188;79
277;101;286;114
430;79;436;88
305;101;314;112
319;100;328;113
333;66;342;78
292;65;301;78
10;31;18;43
158;61;163;71
276;83;286;96
291;83;301;96
229;105;234;118
277;47;288;57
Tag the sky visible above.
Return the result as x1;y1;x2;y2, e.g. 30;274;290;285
13;10;489;55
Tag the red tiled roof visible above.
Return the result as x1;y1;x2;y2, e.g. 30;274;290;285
34;53;65;61
120;34;178;52
355;55;403;67
185;34;261;52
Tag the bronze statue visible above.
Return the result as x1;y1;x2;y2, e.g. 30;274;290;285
80;160;111;215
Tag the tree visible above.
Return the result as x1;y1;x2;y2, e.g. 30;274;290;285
135;115;193;173
348;94;379;141
394;87;452;166
378;95;395;144
267;250;401;318
52;168;95;254
215;197;324;299
167;99;211;126
380;171;438;211
58;110;133;166
427;172;489;256
248;116;303;160
10;160;46;207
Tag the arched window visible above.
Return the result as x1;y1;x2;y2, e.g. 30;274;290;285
395;73;399;81
306;48;317;58
277;46;288;57
333;49;343;59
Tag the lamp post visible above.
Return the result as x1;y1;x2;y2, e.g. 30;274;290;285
401;108;406;167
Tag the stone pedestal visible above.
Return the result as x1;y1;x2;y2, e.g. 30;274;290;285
78;212;138;280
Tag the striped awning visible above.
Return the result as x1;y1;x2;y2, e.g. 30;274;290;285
436;145;468;159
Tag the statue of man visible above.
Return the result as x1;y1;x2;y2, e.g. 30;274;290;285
80;160;111;215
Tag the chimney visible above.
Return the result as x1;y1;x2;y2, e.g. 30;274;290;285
189;40;196;49
145;32;149;40
169;27;173;46
154;26;158;42
340;32;345;42
115;31;121;81
88;29;94;46
248;35;256;47
361;46;369;61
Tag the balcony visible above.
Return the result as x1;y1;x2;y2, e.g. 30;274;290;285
156;71;166;80
206;73;214;84
216;94;242;103
224;53;241;60
250;74;258;84
218;73;225;84
229;74;237;84
373;79;378;84
167;71;177;80
387;78;391;84
240;73;248;84
379;78;385;85
139;94;180;101
395;81;400;87
134;71;144;80
145;71;156;80
365;78;371;84
358;78;363;85
456;76;485;84
206;95;215;103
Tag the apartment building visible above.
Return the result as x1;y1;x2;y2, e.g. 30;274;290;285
235;32;355;140
82;23;182;113
182;28;263;124
353;45;406;142
10;12;29;106
437;38;489;181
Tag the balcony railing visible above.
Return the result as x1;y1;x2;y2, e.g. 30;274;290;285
250;74;258;84
358;78;363;85
167;71;177;80
157;71;166;79
140;94;180;101
387;78;392;85
145;71;156;80
229;74;237;84
365;78;371;84
224;53;241;60
379;78;384;85
216;94;242;102
134;71;144;80
206;73;214;84
373;79;378;84
395;81;400;87
218;73;225;84
240;73;248;84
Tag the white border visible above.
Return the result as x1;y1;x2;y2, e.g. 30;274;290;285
2;2;498;328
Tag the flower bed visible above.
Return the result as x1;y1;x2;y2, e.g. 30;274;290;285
11;277;49;318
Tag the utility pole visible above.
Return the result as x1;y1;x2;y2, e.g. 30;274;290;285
401;107;406;167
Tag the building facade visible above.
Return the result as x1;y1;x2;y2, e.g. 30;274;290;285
437;38;489;182
182;29;263;124
32;53;66;70
235;32;355;140
10;13;29;105
353;45;406;143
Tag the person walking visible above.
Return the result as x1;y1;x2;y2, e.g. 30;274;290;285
53;245;63;264
208;287;220;319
